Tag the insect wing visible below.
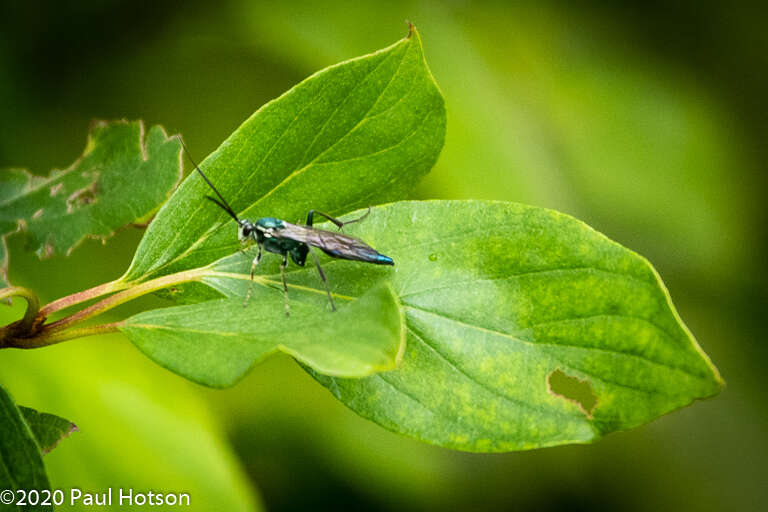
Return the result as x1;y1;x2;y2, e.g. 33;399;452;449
278;222;384;263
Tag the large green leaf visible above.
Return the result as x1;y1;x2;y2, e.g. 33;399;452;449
0;121;182;288
0;384;51;509
120;283;404;387
202;200;722;451
123;26;445;284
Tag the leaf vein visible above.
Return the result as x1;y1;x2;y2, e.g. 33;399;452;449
316;106;438;166
248;47;410;212
230;78;338;210
405;304;708;387
401;266;656;299
406;324;583;421
298;46;405;167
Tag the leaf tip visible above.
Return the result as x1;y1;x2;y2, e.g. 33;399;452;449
40;421;79;456
405;19;415;39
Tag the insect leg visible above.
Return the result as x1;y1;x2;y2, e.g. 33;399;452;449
280;252;290;317
243;243;263;308
250;244;263;279
306;207;371;230
309;246;336;312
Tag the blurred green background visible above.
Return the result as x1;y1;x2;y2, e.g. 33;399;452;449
1;1;766;510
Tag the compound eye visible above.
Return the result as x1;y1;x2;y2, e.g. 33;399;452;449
239;225;253;240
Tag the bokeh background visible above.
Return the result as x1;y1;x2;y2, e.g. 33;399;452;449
1;1;766;510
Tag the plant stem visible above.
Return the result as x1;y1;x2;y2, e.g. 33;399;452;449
39;279;126;317
5;322;122;349
43;269;205;334
0;286;40;333
2;268;206;350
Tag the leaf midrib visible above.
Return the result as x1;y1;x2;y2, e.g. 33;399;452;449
404;304;714;386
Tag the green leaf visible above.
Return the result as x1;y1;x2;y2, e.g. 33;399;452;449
0;120;182;287
120;283;405;387
0;238;7;289
19;407;78;456
123;26;445;284
204;200;723;451
0;384;51;508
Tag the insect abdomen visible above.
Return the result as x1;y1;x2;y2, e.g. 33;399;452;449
320;247;394;265
375;254;394;265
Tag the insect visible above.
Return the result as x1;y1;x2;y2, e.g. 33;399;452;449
179;139;394;316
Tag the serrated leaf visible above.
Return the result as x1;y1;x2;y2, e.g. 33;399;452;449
203;200;723;451
120;283;404;387
123;27;445;284
0;384;52;508
19;406;78;456
0;120;182;287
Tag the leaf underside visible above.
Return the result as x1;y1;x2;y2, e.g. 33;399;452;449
0;120;182;288
202;200;722;452
121;283;405;387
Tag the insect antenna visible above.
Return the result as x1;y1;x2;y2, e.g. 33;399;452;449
176;136;241;224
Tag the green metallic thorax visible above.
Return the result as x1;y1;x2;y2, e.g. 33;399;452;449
254;217;308;266
255;217;285;230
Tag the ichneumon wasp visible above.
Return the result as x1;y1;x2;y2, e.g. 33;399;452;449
179;138;394;316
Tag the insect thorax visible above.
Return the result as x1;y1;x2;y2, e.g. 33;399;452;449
246;216;307;263
237;217;289;245
255;217;285;230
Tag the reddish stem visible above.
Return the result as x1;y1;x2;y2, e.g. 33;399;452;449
2;268;205;349
43;269;204;334
39;279;125;317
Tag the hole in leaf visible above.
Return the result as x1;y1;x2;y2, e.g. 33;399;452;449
66;182;99;213
547;369;598;417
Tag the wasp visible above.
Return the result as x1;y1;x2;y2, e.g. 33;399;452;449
180;139;394;316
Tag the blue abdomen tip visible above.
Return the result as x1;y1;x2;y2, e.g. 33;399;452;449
377;254;394;265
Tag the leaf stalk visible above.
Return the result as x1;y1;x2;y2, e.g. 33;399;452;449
1;269;206;349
